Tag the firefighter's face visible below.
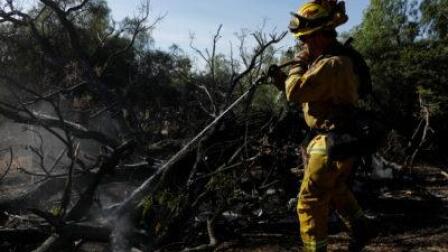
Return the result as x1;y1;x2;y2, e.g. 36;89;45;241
298;32;317;44
298;32;329;59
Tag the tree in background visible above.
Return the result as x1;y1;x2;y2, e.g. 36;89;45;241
352;0;448;162
420;0;448;39
0;1;291;251
0;0;447;251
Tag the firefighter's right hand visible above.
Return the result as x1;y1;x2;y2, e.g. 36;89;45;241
267;64;287;91
288;48;310;76
296;44;310;65
268;64;282;78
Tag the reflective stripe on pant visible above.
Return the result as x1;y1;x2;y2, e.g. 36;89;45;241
297;134;363;252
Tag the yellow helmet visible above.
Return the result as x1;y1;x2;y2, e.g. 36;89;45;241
289;1;348;38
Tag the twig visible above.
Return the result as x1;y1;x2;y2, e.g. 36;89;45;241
31;233;62;252
48;148;68;174
59;142;80;217
227;31;287;101
0;148;13;183
0;99;118;147
404;93;431;170
66;140;135;221
440;170;448;179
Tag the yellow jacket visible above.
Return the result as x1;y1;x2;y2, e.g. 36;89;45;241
285;54;359;130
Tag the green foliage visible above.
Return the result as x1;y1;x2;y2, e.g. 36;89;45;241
155;190;186;214
352;0;448;154
139;195;154;222
50;206;62;217
417;86;448;118
139;189;188;235
206;173;234;194
205;172;239;207
353;0;419;53
420;0;448;39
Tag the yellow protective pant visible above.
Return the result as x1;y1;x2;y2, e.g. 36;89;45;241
297;134;364;252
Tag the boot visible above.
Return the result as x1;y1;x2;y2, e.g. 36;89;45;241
348;237;368;252
348;216;376;252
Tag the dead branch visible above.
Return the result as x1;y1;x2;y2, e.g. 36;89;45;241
189;25;224;115
65;140;135;221
374;153;403;171
0;148;13;183
4;140;135;250
1;0;142;137
0;102;118;147
226;31;287;102
0;173;93;214
16;167;68;178
48;148;68;174
235;29;250;68
109;30;287;252
24;128;51;176
59;142;79;217
181;217;219;252
193;83;217;117
66;0;90;14
22;82;87;106
0;111;127;215
98;1;165;77
31;233;66;252
404;93;432;170
0;2;29;25
39;0;88;61
441;170;448;179
208;24;223;82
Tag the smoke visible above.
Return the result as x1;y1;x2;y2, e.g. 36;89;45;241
0;96;125;207
0;87;150;251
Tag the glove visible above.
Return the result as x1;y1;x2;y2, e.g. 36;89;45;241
268;64;281;78
295;46;310;63
267;64;287;91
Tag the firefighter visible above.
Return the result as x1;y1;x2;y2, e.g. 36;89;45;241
269;1;372;251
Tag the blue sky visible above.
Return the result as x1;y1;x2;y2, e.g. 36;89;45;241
108;0;370;60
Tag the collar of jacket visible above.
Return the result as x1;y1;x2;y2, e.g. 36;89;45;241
308;41;344;67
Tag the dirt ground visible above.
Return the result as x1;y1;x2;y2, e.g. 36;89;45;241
217;166;448;252
1;162;447;252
